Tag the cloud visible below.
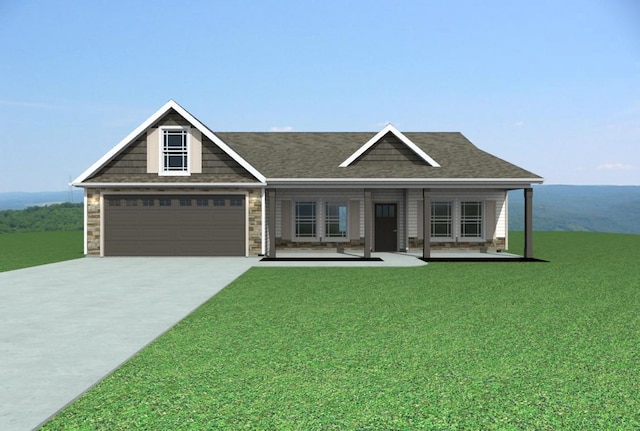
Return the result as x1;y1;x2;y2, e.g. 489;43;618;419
597;162;637;171
513;120;525;127
269;126;293;132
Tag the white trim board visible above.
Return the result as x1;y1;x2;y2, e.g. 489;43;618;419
339;124;441;168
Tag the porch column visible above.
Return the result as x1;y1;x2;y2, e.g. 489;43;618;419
268;189;276;258
423;188;431;259
364;190;372;258
524;187;533;259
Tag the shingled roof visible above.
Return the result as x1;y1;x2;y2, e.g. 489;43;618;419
72;100;542;187
217;131;542;180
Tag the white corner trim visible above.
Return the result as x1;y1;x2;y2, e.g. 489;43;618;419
339;124;441;168
72;100;266;184
261;188;266;255
83;189;88;255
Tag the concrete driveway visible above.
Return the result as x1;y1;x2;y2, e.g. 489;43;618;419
0;253;425;430
0;257;258;431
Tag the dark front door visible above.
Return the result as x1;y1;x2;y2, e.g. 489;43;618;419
374;203;397;251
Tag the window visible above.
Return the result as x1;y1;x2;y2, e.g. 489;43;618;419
179;198;192;206
461;201;483;238
125;198;138;207
431;202;452;238
160;127;189;174
230;198;243;207
159;198;172;207
196;199;208;206
325;202;347;238
295;201;316;238
107;198;121;206
376;204;395;218
142;198;154;206
213;199;225;206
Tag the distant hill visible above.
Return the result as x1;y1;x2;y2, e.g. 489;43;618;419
0;190;83;210
0;202;83;233
509;185;640;234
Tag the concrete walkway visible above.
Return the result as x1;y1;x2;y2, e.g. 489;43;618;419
0;253;425;431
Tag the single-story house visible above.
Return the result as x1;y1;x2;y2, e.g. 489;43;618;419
72;100;543;259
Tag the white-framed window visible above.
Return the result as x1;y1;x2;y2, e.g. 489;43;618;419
160;126;190;175
460;201;483;238
295;201;317;238
325;202;348;238
431;201;452;238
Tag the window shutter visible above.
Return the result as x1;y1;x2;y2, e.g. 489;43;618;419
417;200;423;238
349;200;360;240
146;128;159;173
485;200;496;240
281;200;291;240
191;128;202;174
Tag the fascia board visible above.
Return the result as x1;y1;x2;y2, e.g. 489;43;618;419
72;100;266;185
71;182;266;188
265;177;544;189
339;124;441;168
267;177;544;183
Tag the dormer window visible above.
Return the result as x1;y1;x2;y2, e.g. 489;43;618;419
160;126;190;175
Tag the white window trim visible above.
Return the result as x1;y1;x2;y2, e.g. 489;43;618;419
325;201;349;240
430;200;454;241
428;199;486;242
291;199;350;242
293;200;318;241
159;125;191;176
459;200;485;241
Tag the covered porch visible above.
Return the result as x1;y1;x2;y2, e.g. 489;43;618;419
264;187;537;261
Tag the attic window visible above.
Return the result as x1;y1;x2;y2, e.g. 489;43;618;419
160;127;189;175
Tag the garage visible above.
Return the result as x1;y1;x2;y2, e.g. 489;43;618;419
103;195;246;256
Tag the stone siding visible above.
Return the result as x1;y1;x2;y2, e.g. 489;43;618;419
276;238;365;252
408;237;507;251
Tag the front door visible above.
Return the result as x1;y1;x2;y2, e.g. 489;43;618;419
374;203;397;251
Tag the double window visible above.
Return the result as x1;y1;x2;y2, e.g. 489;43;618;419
293;200;348;240
160;127;189;175
429;200;484;240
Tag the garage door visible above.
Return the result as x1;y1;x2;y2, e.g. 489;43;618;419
104;195;245;256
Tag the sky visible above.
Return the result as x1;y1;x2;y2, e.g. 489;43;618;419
0;0;639;192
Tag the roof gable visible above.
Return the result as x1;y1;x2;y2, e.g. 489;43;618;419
339;124;441;168
72;100;266;185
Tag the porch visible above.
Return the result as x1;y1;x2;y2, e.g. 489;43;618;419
260;249;542;265
265;188;537;261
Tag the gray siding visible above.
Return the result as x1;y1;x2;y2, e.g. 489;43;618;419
354;132;427;164
87;121;257;183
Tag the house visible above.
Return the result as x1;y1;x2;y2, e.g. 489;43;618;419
72;100;543;259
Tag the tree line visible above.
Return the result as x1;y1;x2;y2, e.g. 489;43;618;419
0;202;83;233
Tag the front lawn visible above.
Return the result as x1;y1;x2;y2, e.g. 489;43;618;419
0;231;83;272
42;232;640;429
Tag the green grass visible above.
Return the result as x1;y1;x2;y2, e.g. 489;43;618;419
0;231;84;272
42;232;640;430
